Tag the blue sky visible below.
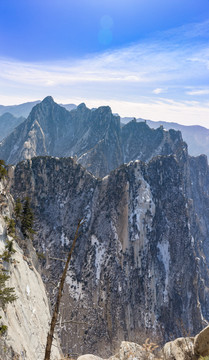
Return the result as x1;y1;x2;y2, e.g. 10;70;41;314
0;0;209;127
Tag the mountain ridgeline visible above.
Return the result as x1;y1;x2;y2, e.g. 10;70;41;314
0;96;185;177
0;112;25;141
1;96;209;357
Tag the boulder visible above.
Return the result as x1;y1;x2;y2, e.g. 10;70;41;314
163;337;196;360
194;325;209;357
77;355;104;360
109;341;155;360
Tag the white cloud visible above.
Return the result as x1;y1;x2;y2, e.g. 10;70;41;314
0;19;209;127
83;98;209;128
186;89;209;96
153;88;165;94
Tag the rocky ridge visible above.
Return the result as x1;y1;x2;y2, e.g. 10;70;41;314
0;113;25;141
0;96;186;177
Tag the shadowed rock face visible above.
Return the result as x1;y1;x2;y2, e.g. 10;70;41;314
8;155;209;357
0;96;186;177
0;112;25;141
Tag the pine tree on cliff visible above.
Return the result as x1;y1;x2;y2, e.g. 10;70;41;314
21;197;34;238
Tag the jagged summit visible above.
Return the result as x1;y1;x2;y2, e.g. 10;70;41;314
41;95;54;103
77;102;87;110
0;96;186;176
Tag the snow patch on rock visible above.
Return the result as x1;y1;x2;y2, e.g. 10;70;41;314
91;235;105;282
157;240;170;302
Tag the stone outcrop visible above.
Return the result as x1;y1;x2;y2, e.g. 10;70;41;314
0;178;62;360
194;325;209;357
163;337;195;360
78;325;209;360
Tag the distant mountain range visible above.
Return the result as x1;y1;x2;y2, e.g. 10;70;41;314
0;96;185;177
0;101;41;117
122;117;209;160
0;98;208;160
0;112;25;141
0;100;76;118
0;100;76;141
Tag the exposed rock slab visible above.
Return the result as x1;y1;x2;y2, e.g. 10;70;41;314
163;337;196;360
78;355;104;360
109;341;155;360
194;325;209;357
0;179;62;360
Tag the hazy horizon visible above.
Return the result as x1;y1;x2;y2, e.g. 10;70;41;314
0;0;209;127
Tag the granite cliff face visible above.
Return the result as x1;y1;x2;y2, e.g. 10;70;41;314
0;177;62;360
8;154;209;357
0;97;186;177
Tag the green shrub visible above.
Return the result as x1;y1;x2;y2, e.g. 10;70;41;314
0;160;7;180
14;198;22;220
37;252;46;260
7;219;16;237
0;270;17;308
0;240;16;262
0;324;7;336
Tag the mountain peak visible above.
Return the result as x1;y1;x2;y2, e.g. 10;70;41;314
41;96;55;105
97;105;112;114
77;102;87;110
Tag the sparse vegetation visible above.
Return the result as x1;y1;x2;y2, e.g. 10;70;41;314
36;251;46;260
142;338;159;353
5;217;16;238
44;219;85;360
20;197;35;238
0;214;18;335
0;269;17;309
0;239;16;263
0;160;7;180
0;320;8;336
14;198;22;220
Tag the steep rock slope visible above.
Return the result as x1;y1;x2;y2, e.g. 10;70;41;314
0;97;186;177
145;119;209;160
0;100;76;118
9;156;208;357
122;117;209;160
0;177;62;360
0;113;25;141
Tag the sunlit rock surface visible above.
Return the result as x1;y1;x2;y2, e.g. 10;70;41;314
0;179;62;360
